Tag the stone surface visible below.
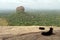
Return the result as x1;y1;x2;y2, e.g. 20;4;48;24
0;26;60;40
16;6;25;12
0;30;60;40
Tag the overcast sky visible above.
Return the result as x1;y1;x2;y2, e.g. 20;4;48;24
0;0;60;10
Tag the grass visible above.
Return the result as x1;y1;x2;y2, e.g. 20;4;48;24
0;18;8;26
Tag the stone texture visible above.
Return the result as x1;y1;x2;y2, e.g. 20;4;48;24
16;6;25;12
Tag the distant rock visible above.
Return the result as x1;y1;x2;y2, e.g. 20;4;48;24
16;6;25;13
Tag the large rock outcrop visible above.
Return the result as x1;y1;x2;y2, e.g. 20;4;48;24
16;6;25;13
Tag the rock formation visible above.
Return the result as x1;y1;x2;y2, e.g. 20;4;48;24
16;6;25;13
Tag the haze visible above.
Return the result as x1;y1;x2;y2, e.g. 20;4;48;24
0;0;60;10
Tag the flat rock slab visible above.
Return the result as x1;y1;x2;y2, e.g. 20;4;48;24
0;30;60;40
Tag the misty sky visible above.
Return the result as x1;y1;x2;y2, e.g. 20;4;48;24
0;0;60;10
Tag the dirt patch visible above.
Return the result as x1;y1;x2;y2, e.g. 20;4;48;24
0;30;60;40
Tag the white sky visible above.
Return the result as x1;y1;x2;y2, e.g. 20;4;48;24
0;0;60;10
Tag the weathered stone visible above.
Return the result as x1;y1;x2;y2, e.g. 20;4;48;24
16;6;25;13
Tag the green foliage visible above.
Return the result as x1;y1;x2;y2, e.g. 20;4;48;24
0;10;60;26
